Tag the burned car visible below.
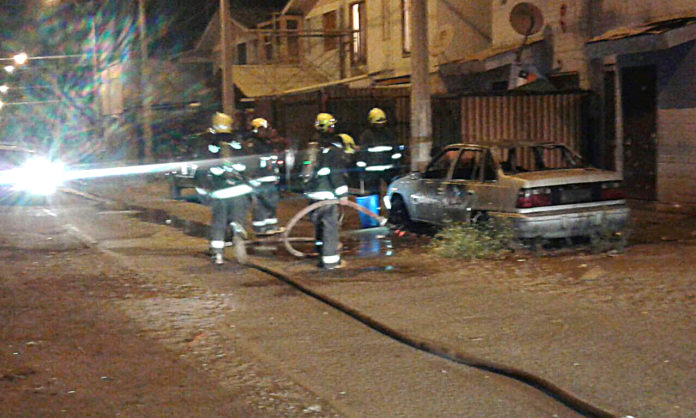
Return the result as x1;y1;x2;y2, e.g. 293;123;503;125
385;142;630;242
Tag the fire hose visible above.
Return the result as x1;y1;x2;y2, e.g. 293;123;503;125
237;199;620;417
281;198;388;258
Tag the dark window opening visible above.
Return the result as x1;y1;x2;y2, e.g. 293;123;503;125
323;11;338;52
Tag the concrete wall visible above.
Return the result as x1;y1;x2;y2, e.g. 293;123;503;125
492;0;593;87
366;0;439;78
492;0;696;89
616;39;696;205
366;0;490;78
435;0;491;64
590;0;696;32
303;3;342;79
655;40;696;204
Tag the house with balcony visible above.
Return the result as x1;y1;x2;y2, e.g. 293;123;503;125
187;0;696;208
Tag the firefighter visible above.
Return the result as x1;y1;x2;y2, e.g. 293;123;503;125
305;112;349;269
194;112;252;265
357;107;402;196
339;133;357;155
246;117;283;235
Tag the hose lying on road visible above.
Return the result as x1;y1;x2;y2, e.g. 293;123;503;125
242;199;621;417
245;257;620;418
281;199;388;258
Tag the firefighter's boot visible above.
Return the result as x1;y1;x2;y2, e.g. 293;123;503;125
212;251;224;265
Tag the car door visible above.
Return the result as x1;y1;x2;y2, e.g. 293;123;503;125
410;148;460;223
440;148;484;223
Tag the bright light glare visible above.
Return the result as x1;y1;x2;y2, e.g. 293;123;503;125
0;155;269;197
13;53;28;65
3;66;14;73
0;85;8;94
1;157;66;196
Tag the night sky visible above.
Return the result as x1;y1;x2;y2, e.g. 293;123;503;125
149;0;290;55
0;0;291;57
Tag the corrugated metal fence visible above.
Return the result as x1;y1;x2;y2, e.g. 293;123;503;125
265;88;589;159
460;93;587;152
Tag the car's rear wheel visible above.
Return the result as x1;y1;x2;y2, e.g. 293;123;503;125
388;195;411;227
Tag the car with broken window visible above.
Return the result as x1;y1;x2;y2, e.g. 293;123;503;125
385;142;630;244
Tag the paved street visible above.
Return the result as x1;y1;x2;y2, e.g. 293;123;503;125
1;178;695;417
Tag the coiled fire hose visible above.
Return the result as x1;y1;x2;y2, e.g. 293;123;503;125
281;198;388;258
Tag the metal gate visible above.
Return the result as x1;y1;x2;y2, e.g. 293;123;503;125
460;92;587;152
268;89;588;163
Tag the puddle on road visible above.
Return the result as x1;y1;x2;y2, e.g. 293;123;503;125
111;203;422;268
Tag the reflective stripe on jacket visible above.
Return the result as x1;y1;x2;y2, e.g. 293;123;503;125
304;137;348;200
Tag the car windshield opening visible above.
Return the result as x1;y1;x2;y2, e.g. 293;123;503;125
498;145;580;173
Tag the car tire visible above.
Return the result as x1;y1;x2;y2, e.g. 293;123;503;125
388;195;411;227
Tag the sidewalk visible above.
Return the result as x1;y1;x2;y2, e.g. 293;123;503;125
74;176;696;417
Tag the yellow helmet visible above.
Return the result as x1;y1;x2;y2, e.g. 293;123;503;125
211;112;233;134
368;107;387;126
314;112;336;133
338;133;356;154
251;117;269;133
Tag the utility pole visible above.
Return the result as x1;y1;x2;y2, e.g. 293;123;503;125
220;0;235;117
409;0;432;172
137;0;154;161
89;11;103;142
338;6;346;79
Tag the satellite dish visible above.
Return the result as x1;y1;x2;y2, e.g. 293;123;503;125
430;25;454;56
510;2;544;36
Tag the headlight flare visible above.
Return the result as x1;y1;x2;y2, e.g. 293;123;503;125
0;157;66;196
0;150;313;195
59;157;229;182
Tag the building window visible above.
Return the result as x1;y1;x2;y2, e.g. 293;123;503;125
237;43;247;65
323;11;338;52
286;18;300;59
402;0;411;54
350;1;366;64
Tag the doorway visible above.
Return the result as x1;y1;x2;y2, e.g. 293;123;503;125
620;65;657;200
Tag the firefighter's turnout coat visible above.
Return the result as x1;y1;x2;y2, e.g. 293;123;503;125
357;126;402;195
304;134;349;268
245;133;281;234
194;132;252;253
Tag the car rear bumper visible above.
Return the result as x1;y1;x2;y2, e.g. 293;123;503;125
507;204;630;239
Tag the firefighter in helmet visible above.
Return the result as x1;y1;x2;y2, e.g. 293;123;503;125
357;107;401;197
304;112;349;269
194;112;252;265
245;117;283;235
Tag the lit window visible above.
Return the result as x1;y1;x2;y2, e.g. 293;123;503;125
351;2;366;64
402;0;411;54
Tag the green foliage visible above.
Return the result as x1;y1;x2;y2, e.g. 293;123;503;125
589;222;630;254
429;217;515;260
